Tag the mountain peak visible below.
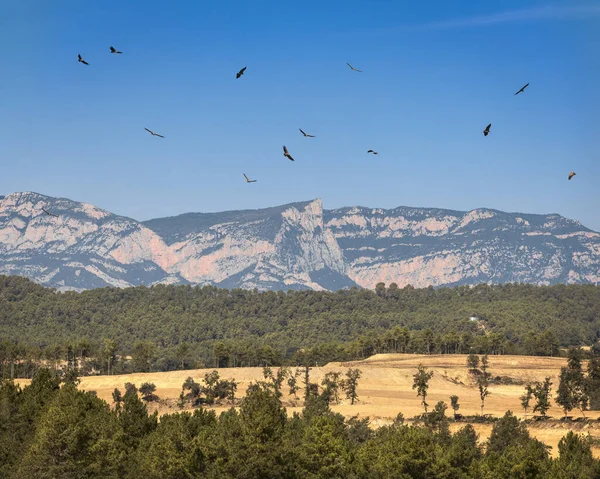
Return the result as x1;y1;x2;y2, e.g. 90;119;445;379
1;192;599;291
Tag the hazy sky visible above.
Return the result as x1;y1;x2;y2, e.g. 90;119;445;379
1;1;599;229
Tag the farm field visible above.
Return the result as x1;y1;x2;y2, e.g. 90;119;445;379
16;354;600;458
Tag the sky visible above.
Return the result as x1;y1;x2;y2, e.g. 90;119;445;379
1;1;599;229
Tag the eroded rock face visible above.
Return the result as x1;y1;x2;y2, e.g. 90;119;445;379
1;192;598;291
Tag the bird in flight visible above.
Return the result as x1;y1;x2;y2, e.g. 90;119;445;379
283;146;295;161
483;123;492;136
41;208;58;217
236;67;247;79
514;83;529;96
78;54;89;65
299;128;315;138
367;150;379;155
110;46;123;54
347;63;362;72
144;128;164;138
568;171;576;180
243;173;257;183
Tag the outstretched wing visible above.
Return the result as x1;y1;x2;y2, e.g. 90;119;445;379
244;173;250;182
144;128;153;134
110;46;116;53
283;145;289;155
299;128;306;136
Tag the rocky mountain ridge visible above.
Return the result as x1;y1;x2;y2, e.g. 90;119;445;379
0;191;598;291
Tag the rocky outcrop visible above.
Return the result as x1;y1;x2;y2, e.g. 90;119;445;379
1;191;598;291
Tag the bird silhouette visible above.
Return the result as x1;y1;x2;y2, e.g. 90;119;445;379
299;128;315;138
283;146;295;161
483;123;492;136
78;54;89;65
144;128;164;138
367;150;379;155
41;208;58;217
568;171;576;180
514;83;529;95
236;67;247;79
243;173;257;183
346;62;362;72
110;46;123;54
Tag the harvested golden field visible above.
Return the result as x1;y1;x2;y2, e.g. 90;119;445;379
16;354;600;458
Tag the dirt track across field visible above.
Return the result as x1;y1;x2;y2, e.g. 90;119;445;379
16;354;600;457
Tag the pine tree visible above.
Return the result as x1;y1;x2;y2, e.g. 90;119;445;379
532;377;553;418
450;395;460;419
341;368;362;405
520;384;534;416
412;363;434;413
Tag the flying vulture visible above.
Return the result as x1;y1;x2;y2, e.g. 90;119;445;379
299;128;315;138
78;54;89;65
144;128;164;138
514;83;529;95
367;150;379;155
568;171;576;180
41;208;58;217
243;173;257;183
110;46;123;54
346;63;362;72
483;123;491;136
283;145;295;161
236;67;247;79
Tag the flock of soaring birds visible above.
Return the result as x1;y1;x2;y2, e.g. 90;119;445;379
37;47;576;218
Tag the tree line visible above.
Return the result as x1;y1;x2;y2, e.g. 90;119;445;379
1;368;599;478
1;275;599;376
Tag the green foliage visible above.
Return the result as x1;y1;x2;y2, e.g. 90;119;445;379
139;382;157;402
2;276;600;376
532;377;553;418
2;375;600;478
412;363;434;413
340;368;361;405
16;384;124;479
520;384;534;415
321;371;341;404
450;395;460;415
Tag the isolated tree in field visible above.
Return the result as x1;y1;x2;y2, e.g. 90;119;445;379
476;354;491;416
341;368;362;405
466;353;479;373
262;366;289;399
321;372;342;404
412;363;434;413
450;395;460;419
587;353;600;410
520;384;534;416
556;368;579;417
533;377;553;418
182;377;202;406
476;374;490;416
139;382;157;402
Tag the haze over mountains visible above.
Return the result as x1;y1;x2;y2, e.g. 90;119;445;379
0;191;599;292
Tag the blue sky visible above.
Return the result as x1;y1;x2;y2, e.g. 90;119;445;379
1;1;599;229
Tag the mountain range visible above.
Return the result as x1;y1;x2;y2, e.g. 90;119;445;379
0;191;599;291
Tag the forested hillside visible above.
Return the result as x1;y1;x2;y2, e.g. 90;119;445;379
1;275;599;376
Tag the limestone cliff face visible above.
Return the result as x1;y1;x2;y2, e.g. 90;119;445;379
1;192;598;291
324;206;600;288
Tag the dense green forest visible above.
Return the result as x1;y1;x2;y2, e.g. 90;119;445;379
1;369;599;479
1;275;599;376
